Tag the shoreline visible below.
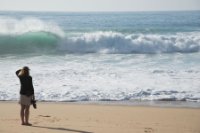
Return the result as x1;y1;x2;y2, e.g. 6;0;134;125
0;101;200;133
1;100;200;109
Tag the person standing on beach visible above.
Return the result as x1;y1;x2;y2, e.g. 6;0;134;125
16;66;35;126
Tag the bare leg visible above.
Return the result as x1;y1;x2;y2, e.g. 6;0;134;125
25;105;31;125
20;105;25;125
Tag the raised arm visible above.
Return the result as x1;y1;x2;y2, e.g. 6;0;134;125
16;69;21;77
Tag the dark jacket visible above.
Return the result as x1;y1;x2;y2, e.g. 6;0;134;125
16;70;34;97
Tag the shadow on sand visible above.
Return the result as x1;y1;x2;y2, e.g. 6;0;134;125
32;125;93;133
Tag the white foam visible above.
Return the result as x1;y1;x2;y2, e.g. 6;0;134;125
59;31;200;54
1;54;200;102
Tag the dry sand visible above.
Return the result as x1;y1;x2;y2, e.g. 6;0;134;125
0;102;200;133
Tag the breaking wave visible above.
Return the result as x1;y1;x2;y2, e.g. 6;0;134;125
60;31;200;54
0;18;200;54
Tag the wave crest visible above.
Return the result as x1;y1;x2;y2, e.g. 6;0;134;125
59;31;200;54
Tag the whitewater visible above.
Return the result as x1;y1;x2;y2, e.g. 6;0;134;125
0;11;200;102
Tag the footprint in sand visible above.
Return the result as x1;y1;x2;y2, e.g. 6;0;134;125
38;115;51;117
33;115;52;124
144;127;154;133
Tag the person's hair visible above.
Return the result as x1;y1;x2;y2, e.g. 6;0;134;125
18;67;30;77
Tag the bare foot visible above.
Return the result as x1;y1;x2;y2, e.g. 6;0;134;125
25;123;32;126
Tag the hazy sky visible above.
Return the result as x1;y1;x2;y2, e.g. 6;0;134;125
0;0;199;12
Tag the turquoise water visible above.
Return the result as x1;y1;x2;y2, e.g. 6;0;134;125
0;11;200;102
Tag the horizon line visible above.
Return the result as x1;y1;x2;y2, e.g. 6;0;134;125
0;9;199;13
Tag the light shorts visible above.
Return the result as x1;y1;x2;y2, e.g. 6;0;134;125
19;95;32;106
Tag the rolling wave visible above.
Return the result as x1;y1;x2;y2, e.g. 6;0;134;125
0;17;63;54
1;31;200;54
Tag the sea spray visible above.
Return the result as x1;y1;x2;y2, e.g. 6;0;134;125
0;17;65;37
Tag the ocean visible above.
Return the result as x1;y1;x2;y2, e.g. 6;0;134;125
0;11;200;103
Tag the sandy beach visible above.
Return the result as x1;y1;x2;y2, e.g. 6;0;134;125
0;102;200;133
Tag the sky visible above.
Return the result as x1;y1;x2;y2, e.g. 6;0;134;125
0;0;199;12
